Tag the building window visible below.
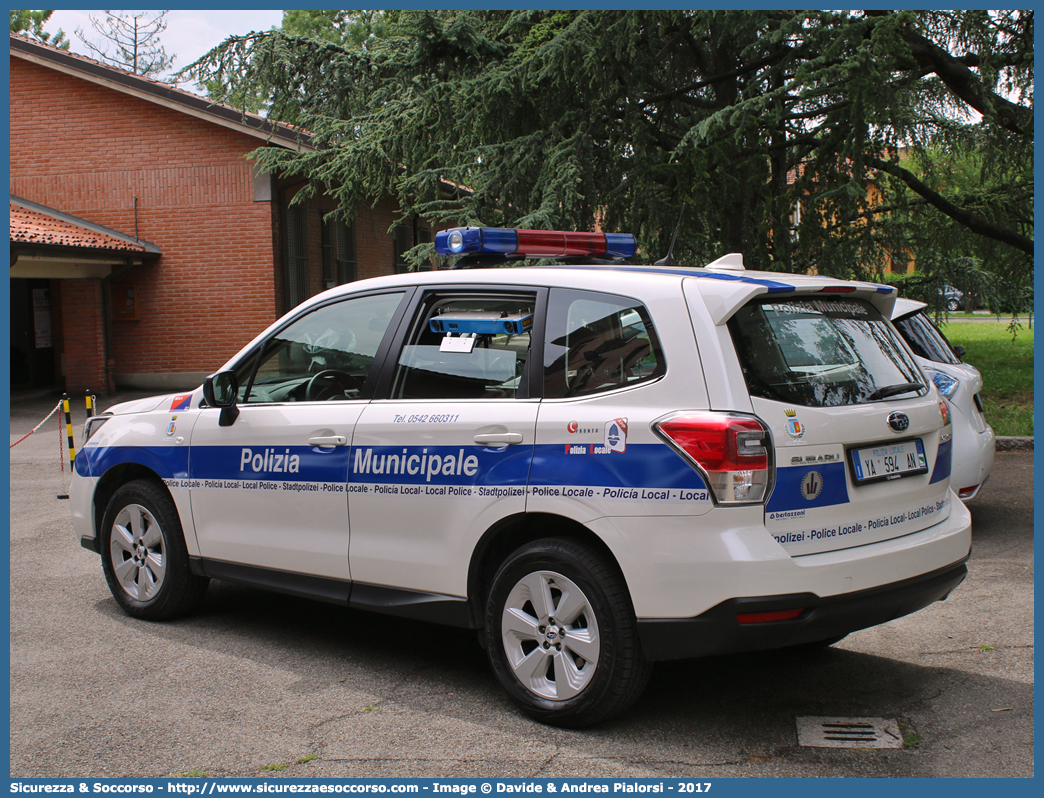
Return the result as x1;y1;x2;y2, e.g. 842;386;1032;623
285;206;310;309
416;228;434;271
393;225;411;274
322;215;357;288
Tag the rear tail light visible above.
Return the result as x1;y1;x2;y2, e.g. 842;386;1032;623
654;412;772;504
957;485;980;499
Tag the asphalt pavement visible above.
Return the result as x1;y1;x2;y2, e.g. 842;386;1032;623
7;392;1034;779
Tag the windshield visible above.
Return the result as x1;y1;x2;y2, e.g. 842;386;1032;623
728;297;927;407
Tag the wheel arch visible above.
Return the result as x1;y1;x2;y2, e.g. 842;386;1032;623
467;512;628;631
92;463;171;540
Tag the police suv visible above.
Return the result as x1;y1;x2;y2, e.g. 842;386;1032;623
72;227;971;727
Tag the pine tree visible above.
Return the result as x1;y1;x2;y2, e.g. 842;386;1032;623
75;10;175;79
187;10;1032;281
10;9;69;49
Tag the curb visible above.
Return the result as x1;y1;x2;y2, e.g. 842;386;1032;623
995;436;1033;452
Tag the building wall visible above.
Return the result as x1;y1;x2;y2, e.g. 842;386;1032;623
280;188;436;312
10;54;442;392
10;56;282;389
58;280;106;392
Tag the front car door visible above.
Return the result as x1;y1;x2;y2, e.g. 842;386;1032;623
188;290;409;587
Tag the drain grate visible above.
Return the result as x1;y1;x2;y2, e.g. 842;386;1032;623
796;716;903;749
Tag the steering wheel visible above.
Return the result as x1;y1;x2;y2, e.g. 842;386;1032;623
304;370;362;402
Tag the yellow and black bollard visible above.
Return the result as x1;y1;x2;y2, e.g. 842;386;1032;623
57;395;75;500
63;396;76;473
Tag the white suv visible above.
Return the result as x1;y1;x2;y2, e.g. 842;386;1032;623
891;297;995;499
71;228;971;727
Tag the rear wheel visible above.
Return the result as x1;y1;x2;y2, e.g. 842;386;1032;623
483;539;650;727
947;299;961;312
100;479;208;620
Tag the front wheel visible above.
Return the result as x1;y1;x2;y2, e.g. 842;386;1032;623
100;479;208;620
483;539;650;727
947;299;961;312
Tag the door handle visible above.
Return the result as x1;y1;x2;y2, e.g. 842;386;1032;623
308;435;348;447
473;432;524;446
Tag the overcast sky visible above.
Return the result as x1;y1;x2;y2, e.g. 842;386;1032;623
46;9;286;90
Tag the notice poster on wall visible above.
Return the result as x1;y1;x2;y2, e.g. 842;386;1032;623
110;283;140;321
32;288;52;348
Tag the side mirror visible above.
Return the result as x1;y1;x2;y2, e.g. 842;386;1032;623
952;345;966;360
203;371;240;426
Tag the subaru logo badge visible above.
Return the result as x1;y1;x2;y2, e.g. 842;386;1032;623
887;412;910;432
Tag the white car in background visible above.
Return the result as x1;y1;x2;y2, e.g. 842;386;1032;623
891;297;995;500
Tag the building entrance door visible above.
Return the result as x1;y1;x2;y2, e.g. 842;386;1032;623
10;278;56;389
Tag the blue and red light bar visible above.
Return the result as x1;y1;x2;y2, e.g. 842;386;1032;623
435;227;637;260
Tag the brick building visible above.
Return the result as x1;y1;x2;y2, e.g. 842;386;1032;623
10;33;445;394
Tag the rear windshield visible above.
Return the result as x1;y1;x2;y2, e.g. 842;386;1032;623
728;297;927;407
893;312;962;365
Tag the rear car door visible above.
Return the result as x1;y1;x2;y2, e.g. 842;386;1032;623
528;285;713;520
347;287;543;601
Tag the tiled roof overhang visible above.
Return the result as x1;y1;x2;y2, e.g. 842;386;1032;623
11;197;161;278
11;198;160;255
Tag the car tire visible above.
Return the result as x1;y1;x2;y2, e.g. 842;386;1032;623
100;479;209;620
483;538;651;727
947;299;961;312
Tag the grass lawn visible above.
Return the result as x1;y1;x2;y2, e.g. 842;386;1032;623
939;320;1034;437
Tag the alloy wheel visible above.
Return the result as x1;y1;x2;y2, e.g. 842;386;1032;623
500;570;600;701
109;503;166;601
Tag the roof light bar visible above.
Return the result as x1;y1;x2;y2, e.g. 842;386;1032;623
435;227;637;259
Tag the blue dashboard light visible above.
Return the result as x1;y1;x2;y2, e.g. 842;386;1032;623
430;311;533;335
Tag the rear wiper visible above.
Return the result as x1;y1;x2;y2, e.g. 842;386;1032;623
866;382;924;401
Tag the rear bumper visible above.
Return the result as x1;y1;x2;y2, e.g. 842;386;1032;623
952;421;995;500
637;558;968;661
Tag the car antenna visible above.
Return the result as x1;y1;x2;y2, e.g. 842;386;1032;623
654;207;685;266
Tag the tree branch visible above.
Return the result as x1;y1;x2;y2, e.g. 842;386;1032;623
865;12;1033;137
868;156;1033;254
